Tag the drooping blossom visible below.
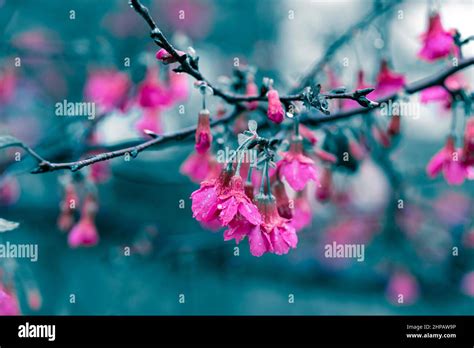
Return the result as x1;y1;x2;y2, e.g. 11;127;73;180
0;67;16;104
89;156;111;184
191;169;261;229
289;191;312;232
426;136;468;185
273;179;292;219
387;114;401;137
315;166;333;202
84;69;130;113
27;288;42;311
137;66;172;108
343;70;372;110
180;151;221;183
462;117;474;166
372;124;391;148
155;48;186;64
278;137;319;191
57;183;79;232
464;228;474;248
418;12;457;62
195;109;213;154
0;285;20;315
135;108;163;135
0;177;20;206
386;271;419;305
348;137;367;160
372;60;405;100
169;71;189;102
420;73;468;109
224;194;298;257
68;194;99;248
266;89;284;124
245;76;259;111
461;271;474;297
299;124;318;145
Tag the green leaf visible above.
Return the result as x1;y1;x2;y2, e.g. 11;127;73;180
0;218;19;232
0;135;23;149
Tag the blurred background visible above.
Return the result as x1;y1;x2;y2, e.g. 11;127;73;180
0;0;473;315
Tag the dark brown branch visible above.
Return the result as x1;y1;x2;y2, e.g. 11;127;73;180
128;0;372;108
29;107;244;173
305;57;474;125
291;0;402;93
14;56;473;173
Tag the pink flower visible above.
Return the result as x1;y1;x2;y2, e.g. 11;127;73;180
68;195;99;248
420;74;467;109
372;125;391;148
0;67;16;104
426;136;468;185
27;289;42;311
135;108;163;135
90;160;111;184
462;117;474;166
180;151;221;183
289;192;312;232
299;124;318;145
278;138;319;191
169;71;189;102
192;172;261;234
248;195;298;256
155;48;186;64
348;138;367;160
387;114;401;137
57;184;79;232
195;109;213;154
245;77;259;110
418;12;457;62
315;167;333;202
0;285;20;315
343;70;372;110
84;69;130;113
266;89;284;124
372;60;405;100
216;176;261;226
138;66;172;108
461;271;474;297
273;179;292;219
386;271;419;305
0;177;20;206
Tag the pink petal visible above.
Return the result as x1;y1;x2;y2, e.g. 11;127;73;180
426;149;446;178
219;196;239;226
238;201;262;225
248;227;271;257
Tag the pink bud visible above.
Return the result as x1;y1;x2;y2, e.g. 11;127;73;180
267;89;284;124
195;109;213;154
245;79;259;111
156;48;185;64
316;167;333;202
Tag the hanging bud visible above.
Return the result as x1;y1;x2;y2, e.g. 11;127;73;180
245;76;259;111
372;125;391;148
462;117;474;165
316;166;333;202
387;114;401;137
299;124;318;145
195;109;212;154
273;180;293;219
267;89;284;124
